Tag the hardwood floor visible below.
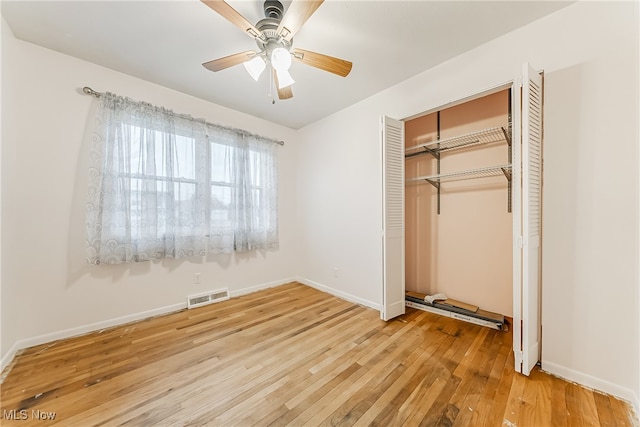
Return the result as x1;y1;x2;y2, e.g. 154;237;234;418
1;282;635;426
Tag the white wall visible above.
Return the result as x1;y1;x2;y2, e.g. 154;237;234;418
295;99;384;308
0;18;8;369
0;21;300;367
297;1;639;408
1;15;18;371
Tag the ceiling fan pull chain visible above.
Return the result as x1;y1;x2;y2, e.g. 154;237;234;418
270;67;276;104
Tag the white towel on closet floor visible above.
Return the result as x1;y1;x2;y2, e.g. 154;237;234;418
425;293;448;304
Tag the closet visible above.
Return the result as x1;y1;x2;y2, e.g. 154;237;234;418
404;90;513;319
381;63;543;376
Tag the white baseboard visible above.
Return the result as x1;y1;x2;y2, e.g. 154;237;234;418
1;301;186;374
1;277;299;375
0;341;22;379
230;277;298;298
295;276;380;311
542;360;640;419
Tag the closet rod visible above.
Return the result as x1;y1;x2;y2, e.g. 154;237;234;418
81;86;285;146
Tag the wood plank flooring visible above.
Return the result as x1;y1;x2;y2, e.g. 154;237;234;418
0;282;635;426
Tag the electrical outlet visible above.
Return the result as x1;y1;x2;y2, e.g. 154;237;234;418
333;267;339;278
194;273;201;284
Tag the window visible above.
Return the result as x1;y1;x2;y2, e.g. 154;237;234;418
86;93;278;265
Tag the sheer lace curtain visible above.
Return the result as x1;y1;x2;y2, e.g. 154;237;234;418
86;93;279;265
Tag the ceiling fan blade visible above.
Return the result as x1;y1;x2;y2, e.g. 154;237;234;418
277;85;293;100
276;0;324;42
202;51;257;72
292;48;352;77
274;73;293;100
201;0;263;39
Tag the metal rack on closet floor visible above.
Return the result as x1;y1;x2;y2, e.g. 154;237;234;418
405;126;512;213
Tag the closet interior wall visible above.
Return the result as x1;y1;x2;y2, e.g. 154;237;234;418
405;90;513;316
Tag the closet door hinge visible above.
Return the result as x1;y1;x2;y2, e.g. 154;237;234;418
517;235;525;248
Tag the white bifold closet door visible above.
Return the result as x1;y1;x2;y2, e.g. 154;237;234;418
513;63;543;375
381;116;405;321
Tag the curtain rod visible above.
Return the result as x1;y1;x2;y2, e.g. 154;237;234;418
82;86;285;146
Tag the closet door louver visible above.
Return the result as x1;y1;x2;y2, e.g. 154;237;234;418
513;63;543;375
381;116;405;321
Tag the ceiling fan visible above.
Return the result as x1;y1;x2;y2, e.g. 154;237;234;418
201;0;352;101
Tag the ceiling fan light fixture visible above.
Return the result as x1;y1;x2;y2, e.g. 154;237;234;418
276;69;295;89
271;47;292;71
243;56;266;81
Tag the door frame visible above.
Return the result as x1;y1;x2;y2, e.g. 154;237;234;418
384;74;543;375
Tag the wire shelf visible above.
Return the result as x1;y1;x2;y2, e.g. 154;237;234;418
405;126;510;158
407;164;512;186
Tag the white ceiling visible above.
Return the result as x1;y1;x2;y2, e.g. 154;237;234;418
2;0;571;129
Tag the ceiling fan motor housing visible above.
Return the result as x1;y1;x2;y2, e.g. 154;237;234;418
255;1;291;55
255;19;291;53
263;0;284;20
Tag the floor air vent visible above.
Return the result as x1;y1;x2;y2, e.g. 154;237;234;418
187;289;229;309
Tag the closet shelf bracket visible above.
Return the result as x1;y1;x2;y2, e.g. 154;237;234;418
502;168;512;181
501;127;512;147
424;179;441;190
405;147;440;160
